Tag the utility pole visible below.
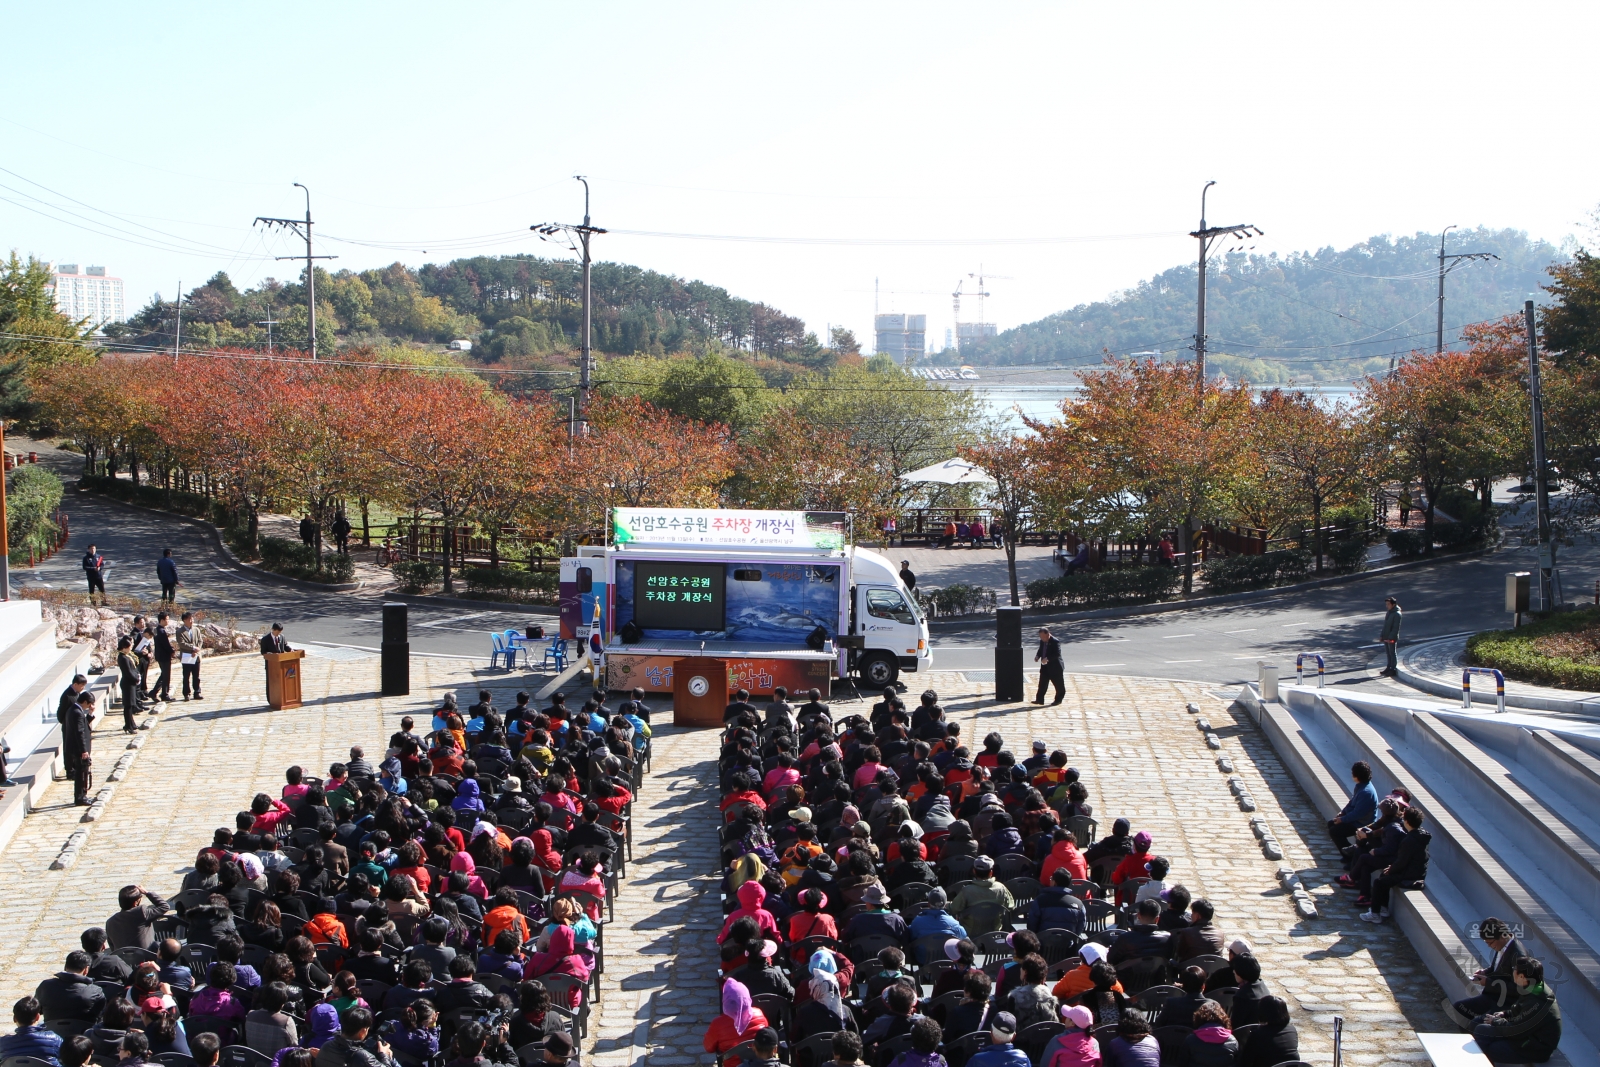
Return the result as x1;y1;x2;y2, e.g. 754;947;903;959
531;176;607;435
255;183;336;358
257;300;279;354
1189;181;1262;388
173;280;182;362
1435;227;1498;353
1525;299;1558;609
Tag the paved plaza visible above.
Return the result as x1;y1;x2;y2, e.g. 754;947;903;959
0;657;1453;1067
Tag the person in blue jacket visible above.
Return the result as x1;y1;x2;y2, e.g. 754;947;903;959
156;549;179;602
907;887;966;962
1328;760;1379;855
964;1012;1030;1067
0;997;63;1064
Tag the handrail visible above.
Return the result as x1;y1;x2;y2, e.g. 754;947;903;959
1462;666;1507;714
1296;652;1326;688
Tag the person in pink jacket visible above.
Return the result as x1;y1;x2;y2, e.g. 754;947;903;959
717;880;780;943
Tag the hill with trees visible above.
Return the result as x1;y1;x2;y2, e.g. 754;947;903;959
946;227;1565;382
104;253;838;369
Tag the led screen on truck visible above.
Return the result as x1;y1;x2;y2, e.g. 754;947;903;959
632;561;726;632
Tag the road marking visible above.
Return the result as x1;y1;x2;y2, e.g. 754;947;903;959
305;612;381;623
418;611;499;628
1086;638;1128;644
1165;659;1202;663
1160;633;1195;639
1224;628;1257;634
1081;662;1125;668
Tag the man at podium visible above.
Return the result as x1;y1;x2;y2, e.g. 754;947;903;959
260;623;292;688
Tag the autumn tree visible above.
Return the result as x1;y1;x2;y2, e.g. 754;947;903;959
735;405;881;519
0;253;96;421
1252;390;1372;572
557;394;736;536
963;433;1039;606
469;397;565;568
1061;357;1255;593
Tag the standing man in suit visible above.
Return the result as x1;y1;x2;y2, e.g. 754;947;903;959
177;612;204;700
260;623;291;691
116;637;144;733
151;612;175;703
82;544;107;603
58;674;88;723
1033;627;1064;706
1444;917;1526;1027
63;691;96;805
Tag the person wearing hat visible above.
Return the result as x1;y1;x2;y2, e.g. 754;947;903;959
1378;596;1402;677
844;883;909;944
1037;1005;1098;1067
730;939;794;1000
950;856;1015;934
1049;943;1124;1002
1202;937;1255;991
908;887;967;960
1023;740;1051;775
964;1011;1030;1067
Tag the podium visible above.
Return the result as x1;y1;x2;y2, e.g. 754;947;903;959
264;650;305;710
672;657;727;728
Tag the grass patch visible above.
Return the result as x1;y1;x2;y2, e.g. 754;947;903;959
1466;607;1600;692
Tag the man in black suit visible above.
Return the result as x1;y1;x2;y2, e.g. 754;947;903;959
1108;899;1173;965
1444;917;1527;1028
151;612;175;702
1034;627;1064;705
34;951;104;1024
723;688;758;723
58;674;87;723
62;691;95;805
260;623;291;691
1156;965;1217;1028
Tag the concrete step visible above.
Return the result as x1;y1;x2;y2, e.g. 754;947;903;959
0;619;61;709
1239;684;1600;1066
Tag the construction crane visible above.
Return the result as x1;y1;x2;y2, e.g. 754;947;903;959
952;266;1012;352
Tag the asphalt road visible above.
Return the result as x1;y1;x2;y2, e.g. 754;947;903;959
17;445;1596;688
931;530;1599;689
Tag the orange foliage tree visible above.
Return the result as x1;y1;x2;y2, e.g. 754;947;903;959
734;407;881;520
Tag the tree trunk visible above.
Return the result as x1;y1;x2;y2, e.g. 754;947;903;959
247;507;260;556
360;496;370;546
1181;519;1195;595
442;511;455;593
1005;535;1020;607
490;527;500;570
1423;499;1436;555
1312;492;1324;575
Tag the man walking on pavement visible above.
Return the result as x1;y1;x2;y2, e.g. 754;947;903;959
1378;597;1403;677
177;612;203;700
63;691;95;805
1034;627;1065;706
82;544;107;603
899;560;917;592
152;612;174;702
156;549;179;602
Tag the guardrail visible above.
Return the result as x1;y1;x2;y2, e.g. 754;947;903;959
1296;652;1326;688
1462;666;1507;714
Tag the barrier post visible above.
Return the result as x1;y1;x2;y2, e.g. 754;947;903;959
1295;652;1326;689
1461;667;1508;713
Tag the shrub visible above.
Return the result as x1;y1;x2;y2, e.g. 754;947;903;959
393;560;441;593
462;566;558;598
1024;566;1181;609
8;465;64;563
1199;549;1313;594
916;583;998;617
1387;528;1428;558
1467;607;1600;691
1326;536;1369;575
256;535;354;583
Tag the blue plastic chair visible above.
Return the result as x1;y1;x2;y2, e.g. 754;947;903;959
489;632;515;670
541;638;568;672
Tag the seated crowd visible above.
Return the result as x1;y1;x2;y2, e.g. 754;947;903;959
708;686;1304;1067
5;687;656;1067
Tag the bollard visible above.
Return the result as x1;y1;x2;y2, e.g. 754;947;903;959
1295;652;1326;688
381;602;410;695
1462;667;1507;714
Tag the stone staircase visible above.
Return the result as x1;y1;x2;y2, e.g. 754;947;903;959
1237;681;1599;1066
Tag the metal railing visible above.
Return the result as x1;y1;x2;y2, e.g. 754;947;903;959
1295;652;1326;688
1462;666;1507;714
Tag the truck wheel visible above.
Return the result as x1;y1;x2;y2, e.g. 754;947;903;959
858;653;899;688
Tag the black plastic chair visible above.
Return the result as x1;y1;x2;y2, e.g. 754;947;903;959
1133;984;1182;1012
1016;1021;1066;1064
217;1046;273;1067
973;929;1013;964
944;1031;990;1067
751;993;793;1041
792;1033;838;1067
1152;1026;1193;1064
872;1034;913;1067
992;853;1034;882
1003;876;1042;908
1037;928;1082;968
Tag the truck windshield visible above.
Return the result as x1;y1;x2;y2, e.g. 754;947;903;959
867;587;916;626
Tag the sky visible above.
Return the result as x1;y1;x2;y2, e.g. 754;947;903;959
4;1;1598;351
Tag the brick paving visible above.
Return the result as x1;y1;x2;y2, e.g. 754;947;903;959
0;659;1452;1067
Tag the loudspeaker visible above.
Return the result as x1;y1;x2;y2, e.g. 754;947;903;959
382;603;408;644
381;642;410;696
995;646;1025;702
996;606;1023;649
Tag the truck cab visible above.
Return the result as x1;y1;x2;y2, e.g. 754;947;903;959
847;546;931;686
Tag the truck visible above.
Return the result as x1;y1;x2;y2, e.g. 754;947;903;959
563;507;931;697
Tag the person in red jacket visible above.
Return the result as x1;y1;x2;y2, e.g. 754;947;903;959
1110;831;1153;889
248;794;292;835
703;979;769;1067
720;773;767;814
1039;828;1089;884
